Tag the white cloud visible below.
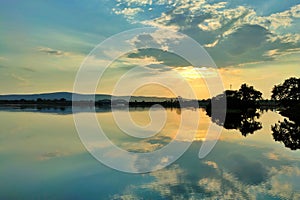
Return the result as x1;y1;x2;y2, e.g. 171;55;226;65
198;18;222;31
204;160;218;169
264;48;300;59
112;0;300;67
150;28;185;45
140;13;180;31
268;33;300;44
291;4;300;18
127;28;185;51
114;0;300;42
113;7;143;19
120;56;164;67
38;47;66;56
198;178;221;192
204;39;219;48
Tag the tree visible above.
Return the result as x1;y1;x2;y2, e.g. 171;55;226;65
37;98;43;103
208;84;262;110
209;109;262;136
271;77;300;103
272;119;300;150
238;84;262;102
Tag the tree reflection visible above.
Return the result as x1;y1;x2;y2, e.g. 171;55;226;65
208;109;262;136
205;84;263;136
272;119;300;150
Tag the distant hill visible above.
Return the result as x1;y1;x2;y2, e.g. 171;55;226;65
0;92;172;102
0;92;74;101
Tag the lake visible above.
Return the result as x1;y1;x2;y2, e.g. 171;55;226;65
0;108;300;199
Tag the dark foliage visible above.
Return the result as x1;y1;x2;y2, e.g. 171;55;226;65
272;119;300;150
207;84;262;112
271;77;300;106
208;109;262;136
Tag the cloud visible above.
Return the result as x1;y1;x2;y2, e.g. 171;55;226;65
203;39;220;48
204;161;218;169
127;28;186;51
198;18;222;31
265;152;279;160
0;56;7;61
11;73;30;86
226;154;269;185
125;135;172;153
127;48;190;67
263;4;300;32
122;55;164;67
141;17;180;31
113;7;143;20
266;165;300;199
264;48;300;59
109;139;300;200
112;0;300;67
198;178;222;193
21;67;36;72
38;151;65;161
38;47;68;56
269;33;300;44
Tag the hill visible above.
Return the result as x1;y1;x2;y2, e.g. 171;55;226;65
0;92;172;102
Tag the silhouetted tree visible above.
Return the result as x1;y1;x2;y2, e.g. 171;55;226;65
239;84;262;102
239;114;262;136
271;77;300;105
208;84;262;110
272;119;300;150
37;98;43;103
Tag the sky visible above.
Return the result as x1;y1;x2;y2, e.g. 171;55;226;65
0;0;300;99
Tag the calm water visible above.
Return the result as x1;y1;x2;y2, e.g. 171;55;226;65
0;108;300;199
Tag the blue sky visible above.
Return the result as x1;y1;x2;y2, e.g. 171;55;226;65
0;0;300;98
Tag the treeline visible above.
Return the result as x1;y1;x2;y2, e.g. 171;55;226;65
206;77;299;131
208;77;299;110
204;77;299;150
0;98;71;106
0;77;299;110
0;98;206;107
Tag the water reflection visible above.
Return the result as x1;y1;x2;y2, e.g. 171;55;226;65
113;141;300;199
0;109;300;199
207;108;262;137
2;105;300;152
272;118;300;150
207;106;300;152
